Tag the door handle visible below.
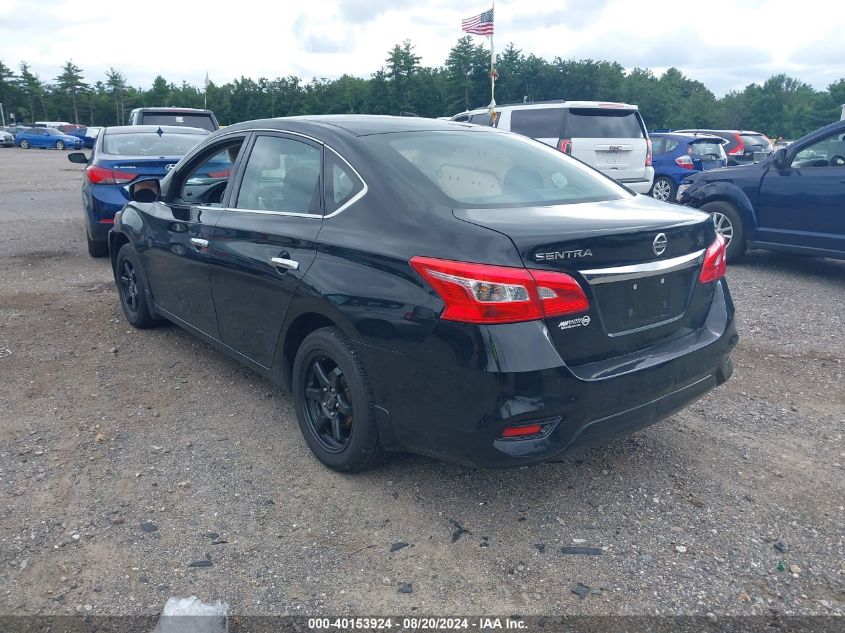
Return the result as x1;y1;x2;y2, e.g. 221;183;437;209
190;237;209;249
270;257;299;271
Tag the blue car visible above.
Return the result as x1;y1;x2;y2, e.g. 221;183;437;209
67;125;209;257
648;133;727;202
16;127;84;150
678;120;845;261
67;126;102;149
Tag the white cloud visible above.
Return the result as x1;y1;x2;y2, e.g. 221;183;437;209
0;0;840;95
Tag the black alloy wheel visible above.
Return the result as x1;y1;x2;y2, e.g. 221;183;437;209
292;327;387;471
302;355;355;453
115;244;161;328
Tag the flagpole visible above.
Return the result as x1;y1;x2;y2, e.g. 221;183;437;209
489;1;496;110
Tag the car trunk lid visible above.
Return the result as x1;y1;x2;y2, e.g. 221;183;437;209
453;197;718;366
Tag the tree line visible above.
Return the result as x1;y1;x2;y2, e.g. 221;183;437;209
1;38;843;139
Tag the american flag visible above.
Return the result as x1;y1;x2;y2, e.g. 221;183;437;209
462;8;494;36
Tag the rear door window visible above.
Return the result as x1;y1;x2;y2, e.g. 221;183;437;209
235;135;322;214
509;108;565;138
565;108;645;139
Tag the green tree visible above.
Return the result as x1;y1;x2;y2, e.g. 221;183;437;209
445;36;489;112
18;62;46;121
55;60;87;123
105;67;127;124
386;40;421;114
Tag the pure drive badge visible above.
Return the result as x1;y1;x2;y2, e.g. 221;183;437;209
558;315;591;330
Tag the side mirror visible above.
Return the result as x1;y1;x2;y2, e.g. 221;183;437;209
130;179;161;203
773;147;788;168
67;152;88;164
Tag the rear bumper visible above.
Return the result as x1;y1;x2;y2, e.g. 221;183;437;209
358;279;736;468
86;185;128;241
619;168;655;194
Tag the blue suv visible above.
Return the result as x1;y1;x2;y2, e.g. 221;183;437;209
649;133;727;202
677;120;845;261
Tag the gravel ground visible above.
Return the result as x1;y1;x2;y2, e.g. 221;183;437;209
0;148;843;618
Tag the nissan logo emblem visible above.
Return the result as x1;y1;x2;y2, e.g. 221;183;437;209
653;233;667;256
165;163;176;171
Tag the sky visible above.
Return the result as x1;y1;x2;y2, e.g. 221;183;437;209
0;0;842;99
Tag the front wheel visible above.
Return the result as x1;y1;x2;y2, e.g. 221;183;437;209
55;140;65;150
292;327;388;472
115;244;161;328
650;177;676;203
20;139;30;149
701;200;745;262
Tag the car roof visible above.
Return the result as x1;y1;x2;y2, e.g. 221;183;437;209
132;107;215;114
103;125;210;135
675;129;766;135
222;115;473;137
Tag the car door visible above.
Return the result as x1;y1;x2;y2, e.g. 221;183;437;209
756;130;845;252
33;129;48;147
209;133;324;367
141;136;248;337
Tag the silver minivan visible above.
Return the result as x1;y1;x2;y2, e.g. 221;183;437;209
451;101;654;194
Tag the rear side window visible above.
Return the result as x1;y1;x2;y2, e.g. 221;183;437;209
469;111;492;126
140;113;216;131
325;151;364;214
565;108;645;139
509;108;565;138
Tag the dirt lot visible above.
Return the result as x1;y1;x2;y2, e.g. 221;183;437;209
0;148;843;618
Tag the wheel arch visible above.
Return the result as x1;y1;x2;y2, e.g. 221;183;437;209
692;182;758;238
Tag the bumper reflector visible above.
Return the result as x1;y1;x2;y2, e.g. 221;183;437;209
502;423;543;438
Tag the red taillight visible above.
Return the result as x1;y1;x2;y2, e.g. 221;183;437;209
502;424;543;438
207;168;231;178
559;138;572;154
409;256;589;325
699;234;727;283
86;165;136;185
728;133;745;156
645;138;653;166
675;155;695;170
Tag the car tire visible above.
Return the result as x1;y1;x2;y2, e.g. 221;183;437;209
115;243;161;329
701;200;745;262
650;177;676;203
20;139;30;149
55;140;65;150
87;235;109;258
292;326;388;472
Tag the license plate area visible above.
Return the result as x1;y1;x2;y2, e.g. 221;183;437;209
592;269;694;334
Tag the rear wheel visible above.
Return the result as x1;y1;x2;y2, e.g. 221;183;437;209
20;139;30;149
650;177;676;203
701;200;745;261
115;244;160;328
292;327;387;472
55;140;65;150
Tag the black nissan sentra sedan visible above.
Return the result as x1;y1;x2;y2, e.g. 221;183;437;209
109;115;737;471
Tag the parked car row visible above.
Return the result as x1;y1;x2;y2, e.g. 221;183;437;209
56;105;840;472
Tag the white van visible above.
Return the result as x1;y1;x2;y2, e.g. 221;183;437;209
451;101;654;194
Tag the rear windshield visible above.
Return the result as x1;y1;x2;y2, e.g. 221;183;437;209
741;134;772;150
689;140;726;159
566;108;645;139
139;113;216;131
103;132;206;156
362;130;628;207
